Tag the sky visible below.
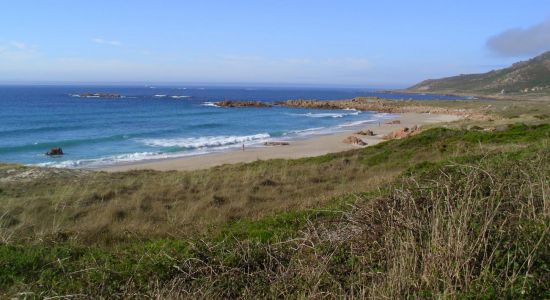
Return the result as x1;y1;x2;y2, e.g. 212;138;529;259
0;0;549;88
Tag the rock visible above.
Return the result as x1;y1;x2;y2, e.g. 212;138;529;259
385;120;401;124
264;141;290;146
355;129;376;136
383;126;422;140
46;147;64;156
214;100;272;108
343;136;367;146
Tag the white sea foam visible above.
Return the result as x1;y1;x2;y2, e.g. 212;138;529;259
289;111;360;118
154;94;167;98
201;102;220;107
373;112;396;119
170;95;190;99
35;151;209;169
140;133;271;149
337;119;377;128
283;127;327;136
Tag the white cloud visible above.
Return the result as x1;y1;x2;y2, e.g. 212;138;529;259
0;41;38;61
92;37;122;46
487;17;550;57
10;41;29;50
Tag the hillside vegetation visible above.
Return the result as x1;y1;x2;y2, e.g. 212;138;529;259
1;121;549;298
408;51;550;99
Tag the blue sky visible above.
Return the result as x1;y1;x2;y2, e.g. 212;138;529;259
0;1;549;87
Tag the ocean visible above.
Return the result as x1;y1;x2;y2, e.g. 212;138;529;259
0;85;465;168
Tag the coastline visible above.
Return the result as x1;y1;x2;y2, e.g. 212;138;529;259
101;112;461;172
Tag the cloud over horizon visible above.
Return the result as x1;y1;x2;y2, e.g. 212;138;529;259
487;17;550;57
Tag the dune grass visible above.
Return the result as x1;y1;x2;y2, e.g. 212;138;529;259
2;124;548;244
1;123;549;298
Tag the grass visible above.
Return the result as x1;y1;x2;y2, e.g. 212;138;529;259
1;124;544;244
0;123;549;298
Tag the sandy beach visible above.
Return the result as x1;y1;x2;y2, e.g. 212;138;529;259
101;112;461;172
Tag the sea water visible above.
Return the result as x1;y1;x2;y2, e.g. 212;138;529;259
0;85;464;168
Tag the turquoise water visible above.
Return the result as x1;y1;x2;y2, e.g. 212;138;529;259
0;85;464;168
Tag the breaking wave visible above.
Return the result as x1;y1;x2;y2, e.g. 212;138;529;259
139;133;271;149
35;151;207;168
289;111;360;118
201;102;220;107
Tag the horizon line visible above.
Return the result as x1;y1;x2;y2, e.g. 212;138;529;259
0;81;407;90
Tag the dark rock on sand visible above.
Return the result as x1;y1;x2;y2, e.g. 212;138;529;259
355;129;376;136
383;125;421;140
264;141;290;146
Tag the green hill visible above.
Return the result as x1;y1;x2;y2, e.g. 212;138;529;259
408;51;550;97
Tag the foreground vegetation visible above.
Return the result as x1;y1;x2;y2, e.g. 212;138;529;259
1;122;549;298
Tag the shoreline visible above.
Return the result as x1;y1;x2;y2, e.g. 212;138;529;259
101;112;461;172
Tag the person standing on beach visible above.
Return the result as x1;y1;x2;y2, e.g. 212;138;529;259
242;143;245;151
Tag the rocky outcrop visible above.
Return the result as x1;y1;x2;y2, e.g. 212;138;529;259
280;99;345;110
280;98;491;121
343;136;367;146
383;125;421;140
355;129;376;136
264;141;290;146
46;147;64;156
214;100;272;108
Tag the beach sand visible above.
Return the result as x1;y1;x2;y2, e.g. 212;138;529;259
101;113;461;172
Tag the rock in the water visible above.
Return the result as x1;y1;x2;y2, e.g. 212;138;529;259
355;129;376;136
343;136;367;146
46;147;64;156
264;141;290;146
214;100;272;108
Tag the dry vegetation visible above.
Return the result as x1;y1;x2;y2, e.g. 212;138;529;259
149;147;550;298
0;150;399;244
